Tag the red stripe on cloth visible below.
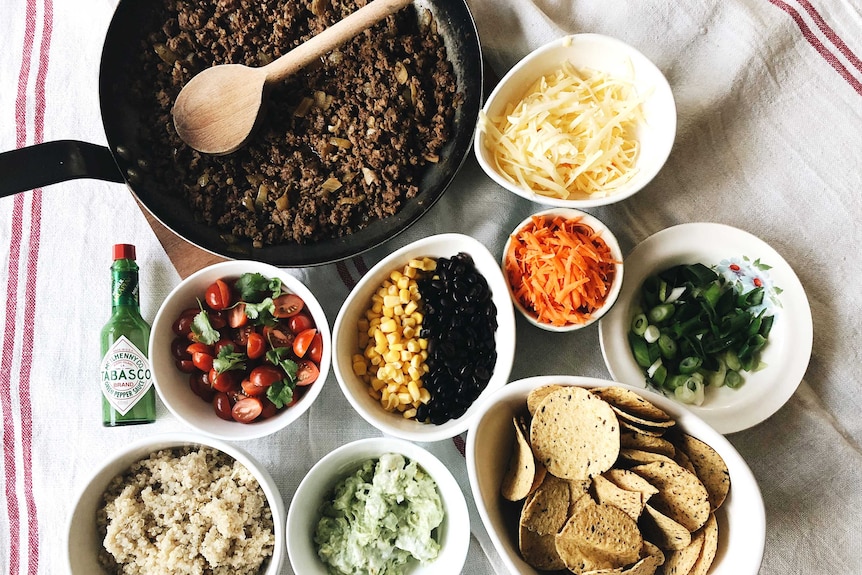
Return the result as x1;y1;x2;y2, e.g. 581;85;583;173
452;434;466;457
6;0;39;571
1;197;25;575
768;0;862;96
798;0;862;75
354;255;369;276
18;0;53;569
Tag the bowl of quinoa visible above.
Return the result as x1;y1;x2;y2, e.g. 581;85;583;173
66;432;285;575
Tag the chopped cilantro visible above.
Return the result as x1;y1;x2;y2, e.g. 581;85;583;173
235;272;283;303
212;345;246;373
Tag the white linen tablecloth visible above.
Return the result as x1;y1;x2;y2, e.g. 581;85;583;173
2;0;861;573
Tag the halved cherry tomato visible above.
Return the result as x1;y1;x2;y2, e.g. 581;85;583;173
171;337;192;361
228;303;248;328
273;293;304;318
249;364;284;389
293;328;317;358
205;279;233;311
175;359;196;373
192;351;214;372
213;392;234;420
247;332;266;360
213;337;236;356
296;360;320;386
307;332;324;364
258;398;279;419
232;397;263;423
288;312;314;334
241;377;268;397
209;368;237;393
208;310;227;329
186;342;212;355
171;308;199;337
232;324;254;346
263;324;294;348
189;372;215;402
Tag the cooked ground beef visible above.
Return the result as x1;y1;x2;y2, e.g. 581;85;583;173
131;0;458;247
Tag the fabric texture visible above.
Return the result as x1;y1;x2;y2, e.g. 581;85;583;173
1;0;861;573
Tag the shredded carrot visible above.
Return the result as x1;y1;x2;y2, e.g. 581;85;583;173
505;214;619;326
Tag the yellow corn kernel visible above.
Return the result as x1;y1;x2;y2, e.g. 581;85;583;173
419;387;431;404
402;408;417;419
408;365;422;382
407;380;421;402
352;362;367;376
380;318;397;333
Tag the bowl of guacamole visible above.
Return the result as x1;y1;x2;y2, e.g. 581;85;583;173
287;437;470;575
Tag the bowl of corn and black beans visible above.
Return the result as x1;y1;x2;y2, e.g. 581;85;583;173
331;234;517;442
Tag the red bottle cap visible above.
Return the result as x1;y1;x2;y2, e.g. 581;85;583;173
113;244;136;261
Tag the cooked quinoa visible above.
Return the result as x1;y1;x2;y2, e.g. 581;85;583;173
97;447;275;575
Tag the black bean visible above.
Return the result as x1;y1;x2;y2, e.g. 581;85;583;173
414;252;498;425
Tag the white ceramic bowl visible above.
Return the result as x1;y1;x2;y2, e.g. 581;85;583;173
598;222;812;434
503;208;624;332
286;437;470;574
475;33;676;208
150;260;331;441
332;233;516;442
67;432;285;575
466;376;765;575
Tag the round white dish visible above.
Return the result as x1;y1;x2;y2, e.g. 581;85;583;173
286;437;470;575
465;375;765;575
332;233;516;442
598;222;812;434
502;207;624;332
150;260;331;441
475;33;677;208
67;432;285;575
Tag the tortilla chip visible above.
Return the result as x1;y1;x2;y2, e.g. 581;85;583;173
555;498;643;572
527;384;565;416
530;387;620;480
519;522;566;571
592;474;647;521
689;513;719;575
640;505;692;551
501;416;537;501
673;433;731;512
663;524;705;575
604;468;660;499
521;474;571;535
591;386;673;423
630;461;711;533
622;540;665;575
619;448;678;466
620;432;676;458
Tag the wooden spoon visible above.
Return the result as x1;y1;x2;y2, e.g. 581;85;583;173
172;0;413;155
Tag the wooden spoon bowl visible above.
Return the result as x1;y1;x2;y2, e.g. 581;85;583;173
172;0;413;155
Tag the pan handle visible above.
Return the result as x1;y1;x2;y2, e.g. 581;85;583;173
0;140;125;197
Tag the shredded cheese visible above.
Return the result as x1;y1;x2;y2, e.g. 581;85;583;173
481;62;646;200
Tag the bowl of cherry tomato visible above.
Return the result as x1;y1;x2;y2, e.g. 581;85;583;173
150;261;331;440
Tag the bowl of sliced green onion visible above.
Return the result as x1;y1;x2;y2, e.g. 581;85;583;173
598;223;812;434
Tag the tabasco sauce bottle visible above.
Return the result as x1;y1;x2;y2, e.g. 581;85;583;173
99;244;156;425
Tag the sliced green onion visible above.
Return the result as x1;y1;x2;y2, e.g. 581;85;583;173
725;369;744;389
629;332;652;368
648;304;674;324
679;356;703;374
631;313;648;336
644;325;661;343
657;333;678;359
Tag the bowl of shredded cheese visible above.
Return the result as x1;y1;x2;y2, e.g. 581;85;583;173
503;208;624;332
476;33;676;207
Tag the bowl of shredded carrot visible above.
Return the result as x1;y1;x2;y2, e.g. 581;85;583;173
503;208;623;332
475;33;676;208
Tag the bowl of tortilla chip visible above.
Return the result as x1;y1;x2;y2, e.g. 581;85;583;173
465;375;765;575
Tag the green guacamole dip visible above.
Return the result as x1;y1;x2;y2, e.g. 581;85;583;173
313;453;445;575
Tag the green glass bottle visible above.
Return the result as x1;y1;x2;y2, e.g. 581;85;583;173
99;244;156;426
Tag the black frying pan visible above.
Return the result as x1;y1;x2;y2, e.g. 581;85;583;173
0;0;482;267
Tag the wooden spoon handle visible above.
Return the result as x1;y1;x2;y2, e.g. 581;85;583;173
263;0;414;84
